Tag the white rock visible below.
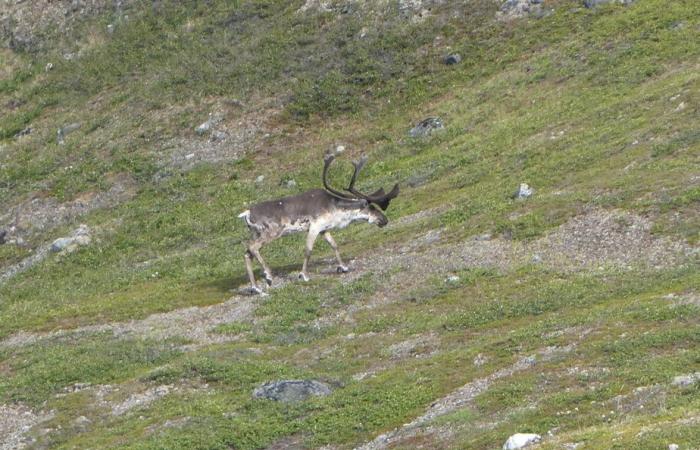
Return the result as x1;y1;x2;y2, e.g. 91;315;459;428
671;372;700;387
668;444;679;450
503;433;541;450
255;175;265;183
514;183;534;199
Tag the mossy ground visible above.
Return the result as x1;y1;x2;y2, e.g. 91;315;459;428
0;0;698;448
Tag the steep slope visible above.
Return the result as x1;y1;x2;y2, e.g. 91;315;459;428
0;0;698;449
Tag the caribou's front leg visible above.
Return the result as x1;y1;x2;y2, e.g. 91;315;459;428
322;231;349;273
300;229;320;282
248;241;274;287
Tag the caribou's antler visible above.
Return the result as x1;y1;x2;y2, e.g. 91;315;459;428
323;153;399;210
345;155;399;211
322;153;354;200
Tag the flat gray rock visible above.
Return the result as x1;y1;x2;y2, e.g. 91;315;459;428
253;380;332;403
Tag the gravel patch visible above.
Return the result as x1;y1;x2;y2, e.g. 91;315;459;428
0;404;53;450
1;295;257;349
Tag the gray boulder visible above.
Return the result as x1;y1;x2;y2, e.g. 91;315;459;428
409;117;444;138
253;380;332;403
444;54;462;65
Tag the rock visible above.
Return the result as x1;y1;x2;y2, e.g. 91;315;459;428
255;175;265;183
14;127;31;138
409;117;444;138
444;53;461;65
583;0;634;8
503;433;542;450
285;179;297;188
195;113;224;136
668;444;679;450
671;372;700;387
211;130;227;142
513;183;534;199
45;62;54;72
473;353;488;367
253;380;332;403
195;121;211;135
57;123;82;144
335;145;345;154
50;225;91;253
107;24;115;34
446;275;459;283
50;237;74;252
73;415;91;430
498;0;543;20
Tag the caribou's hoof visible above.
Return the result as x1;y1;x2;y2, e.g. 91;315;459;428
264;274;273;286
299;272;310;282
337;265;349;273
250;286;264;295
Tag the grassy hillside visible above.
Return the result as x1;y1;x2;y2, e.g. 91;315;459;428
0;0;698;448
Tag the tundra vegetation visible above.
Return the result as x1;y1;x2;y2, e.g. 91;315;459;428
0;0;698;449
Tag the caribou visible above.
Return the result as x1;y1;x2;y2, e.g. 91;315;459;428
238;153;399;294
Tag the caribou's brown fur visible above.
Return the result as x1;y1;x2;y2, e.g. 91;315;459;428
239;154;398;294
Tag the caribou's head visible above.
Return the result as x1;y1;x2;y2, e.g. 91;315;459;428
322;153;400;228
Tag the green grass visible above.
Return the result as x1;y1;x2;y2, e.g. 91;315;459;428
1;0;699;448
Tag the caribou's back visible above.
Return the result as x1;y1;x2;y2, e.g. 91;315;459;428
247;189;334;224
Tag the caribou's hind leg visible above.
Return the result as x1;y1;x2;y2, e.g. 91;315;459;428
248;240;274;287
322;231;349;273
243;249;262;294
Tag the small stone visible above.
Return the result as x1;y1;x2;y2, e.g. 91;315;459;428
674;102;686;112
503;433;541;450
513;183;534;199
668;444;679;450
255;175;265;183
185;153;195;160
73;415;91;428
107;24;115;34
473;353;488;367
45;62;54;72
195;121;211;135
211;130;227;142
446;275;459;283
286;179;297;188
51;237;74;252
57;123;81;144
14;127;31;138
409;117;444;138
444;54;461;65
335;145;345;154
532;254;542;263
